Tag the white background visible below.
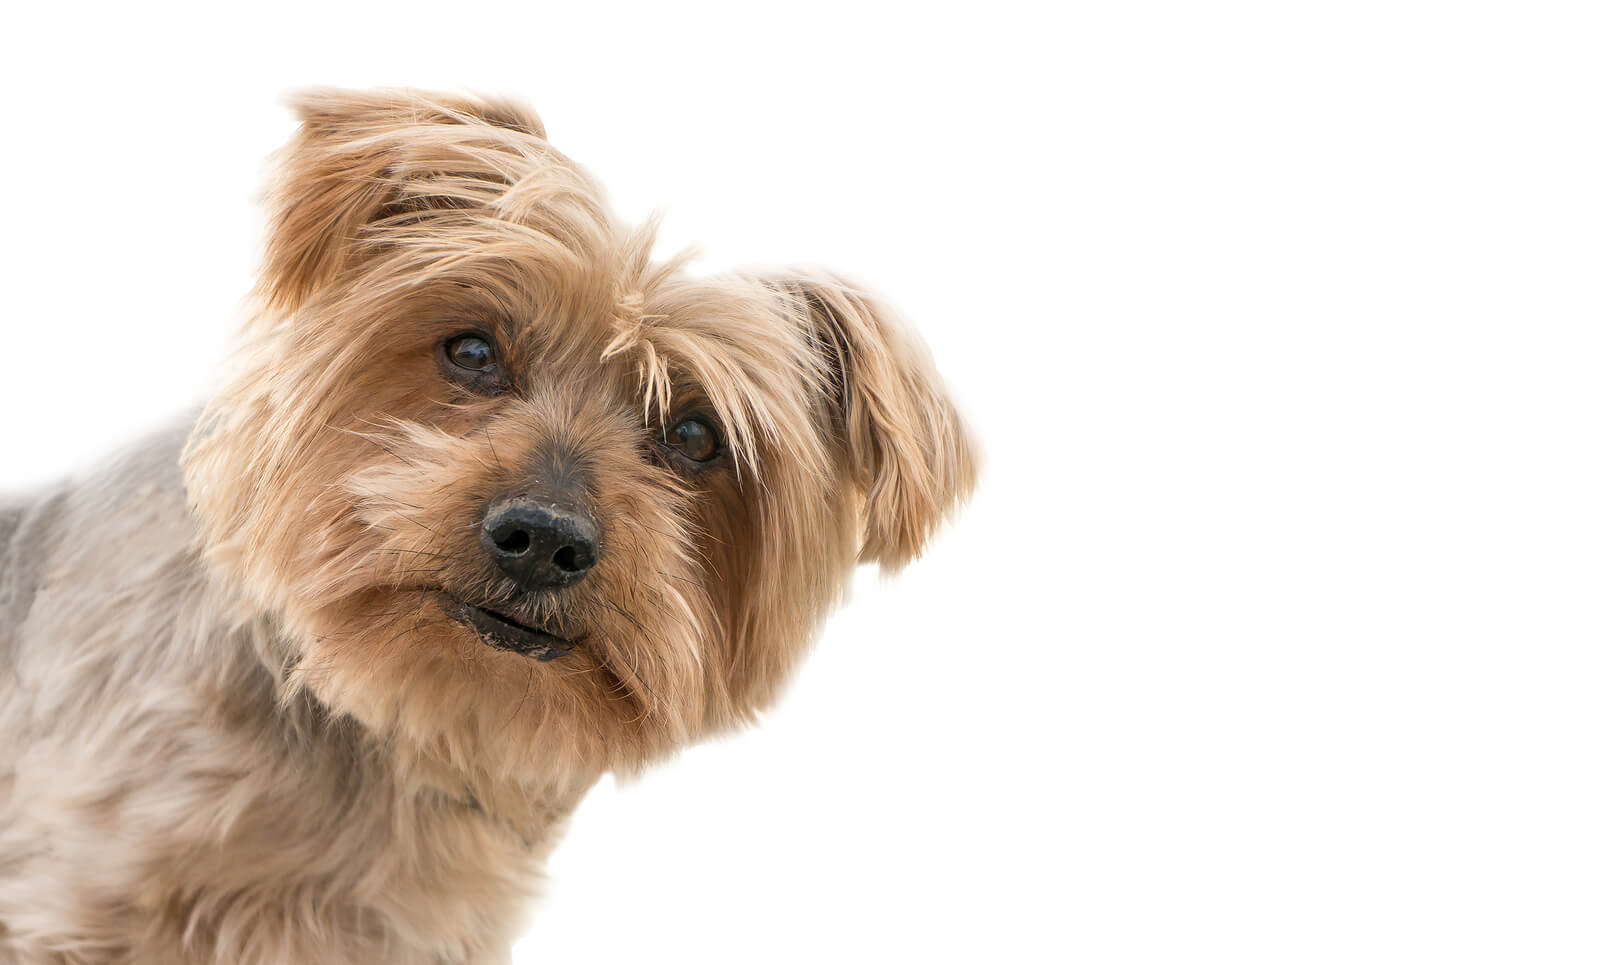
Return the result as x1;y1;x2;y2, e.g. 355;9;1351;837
2;2;1597;962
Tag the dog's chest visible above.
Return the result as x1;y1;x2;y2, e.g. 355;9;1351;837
152;767;566;963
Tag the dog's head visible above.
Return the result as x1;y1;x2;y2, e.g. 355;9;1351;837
183;89;975;787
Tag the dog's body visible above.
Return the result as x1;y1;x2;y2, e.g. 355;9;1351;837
0;90;972;963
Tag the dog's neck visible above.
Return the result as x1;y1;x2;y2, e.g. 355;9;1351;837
218;585;597;836
193;599;594;955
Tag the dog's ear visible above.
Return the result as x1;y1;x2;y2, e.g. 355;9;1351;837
773;274;977;570
260;88;546;313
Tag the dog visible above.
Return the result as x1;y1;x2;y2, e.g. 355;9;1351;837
0;89;974;963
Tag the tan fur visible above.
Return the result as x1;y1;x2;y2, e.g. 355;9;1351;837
0;89;974;963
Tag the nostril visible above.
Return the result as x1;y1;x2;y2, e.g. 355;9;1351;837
552;545;583;573
494;529;532;556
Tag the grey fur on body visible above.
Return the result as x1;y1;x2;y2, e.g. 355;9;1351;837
0;424;572;963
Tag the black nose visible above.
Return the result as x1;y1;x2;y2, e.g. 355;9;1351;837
481;501;600;590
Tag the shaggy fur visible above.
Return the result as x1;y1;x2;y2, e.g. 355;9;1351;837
0;89;974;964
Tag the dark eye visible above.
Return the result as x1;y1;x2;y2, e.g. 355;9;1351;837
444;332;496;371
664;415;722;463
437;330;509;395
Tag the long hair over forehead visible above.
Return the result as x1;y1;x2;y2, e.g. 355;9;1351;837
253;89;836;480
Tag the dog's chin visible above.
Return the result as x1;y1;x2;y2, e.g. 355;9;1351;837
442;595;576;662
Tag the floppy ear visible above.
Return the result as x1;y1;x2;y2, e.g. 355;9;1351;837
260;88;546;313
774;273;977;570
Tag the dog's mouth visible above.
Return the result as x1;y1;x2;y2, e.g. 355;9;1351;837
445;597;576;662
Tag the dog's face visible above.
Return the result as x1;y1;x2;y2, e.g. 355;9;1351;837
182;90;974;787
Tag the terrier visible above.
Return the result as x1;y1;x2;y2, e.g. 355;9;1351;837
0;89;974;964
